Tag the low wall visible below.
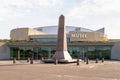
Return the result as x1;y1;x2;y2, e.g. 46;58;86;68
111;42;120;60
0;42;10;59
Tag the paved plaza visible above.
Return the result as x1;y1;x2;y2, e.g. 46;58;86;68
0;60;120;80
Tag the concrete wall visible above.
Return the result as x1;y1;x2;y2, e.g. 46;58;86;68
111;42;120;60
10;28;45;41
0;42;10;59
69;31;108;42
10;28;29;41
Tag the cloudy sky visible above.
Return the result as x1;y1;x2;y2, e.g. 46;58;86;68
0;0;120;39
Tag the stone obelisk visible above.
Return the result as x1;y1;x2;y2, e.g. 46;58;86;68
53;15;72;61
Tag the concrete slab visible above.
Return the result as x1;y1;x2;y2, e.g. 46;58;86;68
43;59;81;63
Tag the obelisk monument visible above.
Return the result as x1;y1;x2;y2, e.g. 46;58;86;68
53;14;72;61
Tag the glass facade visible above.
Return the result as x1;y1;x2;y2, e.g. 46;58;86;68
32;38;70;43
10;46;111;60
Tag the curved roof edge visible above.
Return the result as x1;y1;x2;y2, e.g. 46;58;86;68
34;25;93;31
34;26;96;34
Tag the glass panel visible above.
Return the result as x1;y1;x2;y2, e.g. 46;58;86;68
68;47;80;59
87;46;111;59
10;46;111;60
32;38;70;43
10;47;19;59
40;47;56;59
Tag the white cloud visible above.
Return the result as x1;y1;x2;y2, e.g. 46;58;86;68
67;0;120;18
36;0;59;6
65;0;120;39
25;0;60;7
93;0;120;13
0;0;60;19
0;0;120;39
0;0;34;22
0;0;33;8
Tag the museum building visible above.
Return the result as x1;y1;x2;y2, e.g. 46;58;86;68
0;26;117;60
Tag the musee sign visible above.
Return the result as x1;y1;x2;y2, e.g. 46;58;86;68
69;31;108;42
71;33;87;39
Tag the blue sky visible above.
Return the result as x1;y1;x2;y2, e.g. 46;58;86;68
0;0;120;39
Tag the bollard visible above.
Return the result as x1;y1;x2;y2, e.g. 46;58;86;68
86;58;89;64
30;58;33;64
102;58;104;63
13;58;16;64
76;59;80;66
54;59;58;65
96;58;99;63
27;58;30;63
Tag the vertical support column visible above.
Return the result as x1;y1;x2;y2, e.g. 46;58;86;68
10;48;13;59
99;52;102;59
82;48;85;59
77;49;80;59
23;48;26;60
37;48;39;60
31;48;34;59
79;48;81;59
17;48;20;60
48;48;51;59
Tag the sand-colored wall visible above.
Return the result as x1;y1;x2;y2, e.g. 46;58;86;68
10;28;45;41
30;32;108;42
69;31;108;42
10;28;29;41
0;42;10;59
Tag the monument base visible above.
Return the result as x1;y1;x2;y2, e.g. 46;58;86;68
43;50;79;63
52;51;72;60
43;59;80;63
